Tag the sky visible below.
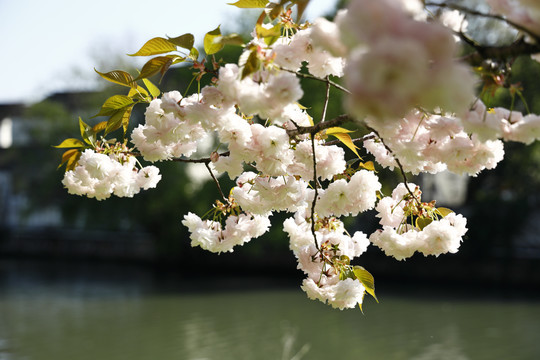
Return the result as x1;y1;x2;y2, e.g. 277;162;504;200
0;0;338;105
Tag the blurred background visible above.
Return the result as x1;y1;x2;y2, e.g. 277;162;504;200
1;0;540;359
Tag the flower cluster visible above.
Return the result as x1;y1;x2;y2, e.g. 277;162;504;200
370;183;468;260
182;211;270;253
132;90;235;162
232;172;310;215
62;149;161;200
316;170;381;218
271;27;345;78
363;109;505;176
333;0;475;120
363;98;540;176
462;100;540;145
284;210;371;310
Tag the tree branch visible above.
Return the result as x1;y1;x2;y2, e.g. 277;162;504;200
309;77;333;251
462;38;540;64
281;68;351;94
310;135;320;250
425;2;540;41
287;114;352;137
171;151;230;164
425;2;540;64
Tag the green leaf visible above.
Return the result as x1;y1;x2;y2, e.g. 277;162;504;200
58;148;81;172
135;56;182;80
265;2;283;20
204;26;224;55
256;23;281;45
353;266;378;303
358;292;365;314
167;33;195;50
128;86;149;100
92;95;134;118
220;33;245;46
359;161;375;172
79;117;89;139
436;207;454;218
255;23;281;38
415;217;433;230
339;267;354;281
188;47;199;61
241;48;260;79
328;132;362;159
79;117;95;146
95;69;137;88
340;255;350;265
105;104;135;135
228;0;268;8
293;0;311;21
54;138;85;148
142;78;161;98
128;37;177;56
92;121;108;134
325;127;354;134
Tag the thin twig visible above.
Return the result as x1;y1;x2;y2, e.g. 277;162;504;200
364;126;420;204
204;162;229;204
310;134;320;250
309;77;333;251
320;76;331;123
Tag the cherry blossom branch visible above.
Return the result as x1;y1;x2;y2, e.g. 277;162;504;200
461;37;540;64
425;2;540;41
287;114;352;137
310;134;320;250
282;68;351;94
171;151;230;164
425;2;540;66
324;134;377;146
309;77;333;251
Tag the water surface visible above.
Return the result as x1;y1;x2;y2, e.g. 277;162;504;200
0;261;538;360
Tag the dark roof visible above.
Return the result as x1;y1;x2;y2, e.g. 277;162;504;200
45;91;100;112
0;103;25;119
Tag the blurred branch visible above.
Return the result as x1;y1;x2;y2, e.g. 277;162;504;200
283;68;351;94
287;114;352;137
426;2;540;64
425;2;540;40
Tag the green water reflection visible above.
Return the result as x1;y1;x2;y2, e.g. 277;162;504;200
0;266;539;359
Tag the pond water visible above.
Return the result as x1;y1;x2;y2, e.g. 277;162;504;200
0;260;539;360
